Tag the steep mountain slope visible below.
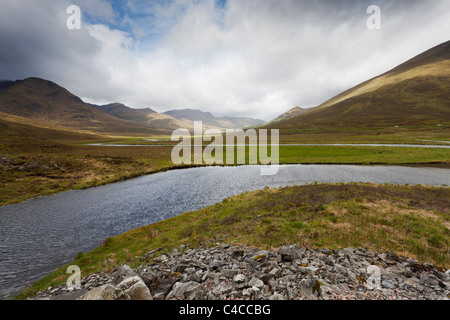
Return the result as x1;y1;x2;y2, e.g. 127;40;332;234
0;78;167;135
164;108;265;129
91;103;192;130
270;40;450;129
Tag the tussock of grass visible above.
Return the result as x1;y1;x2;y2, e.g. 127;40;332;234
16;183;449;300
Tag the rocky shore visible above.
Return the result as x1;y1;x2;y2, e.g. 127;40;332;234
31;244;449;300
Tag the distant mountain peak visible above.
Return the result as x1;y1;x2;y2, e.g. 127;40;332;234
267;106;308;124
164;108;265;129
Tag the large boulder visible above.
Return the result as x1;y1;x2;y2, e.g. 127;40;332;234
77;284;118;300
117;276;153;300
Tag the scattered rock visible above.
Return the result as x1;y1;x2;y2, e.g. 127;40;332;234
32;244;450;301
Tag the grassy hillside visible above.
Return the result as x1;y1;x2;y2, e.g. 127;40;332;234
268;41;450;129
278;76;450;128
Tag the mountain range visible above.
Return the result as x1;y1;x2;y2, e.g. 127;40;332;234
0;79;265;135
163;109;265;129
0;40;449;137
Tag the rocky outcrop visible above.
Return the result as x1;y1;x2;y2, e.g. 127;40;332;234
32;244;449;300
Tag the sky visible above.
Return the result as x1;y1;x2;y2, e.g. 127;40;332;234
0;0;449;121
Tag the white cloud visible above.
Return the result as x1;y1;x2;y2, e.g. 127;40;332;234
1;0;449;121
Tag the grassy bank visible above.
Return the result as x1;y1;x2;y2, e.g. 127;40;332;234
0;145;175;206
16;183;449;299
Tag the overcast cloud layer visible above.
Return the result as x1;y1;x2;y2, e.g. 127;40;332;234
0;0;449;121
